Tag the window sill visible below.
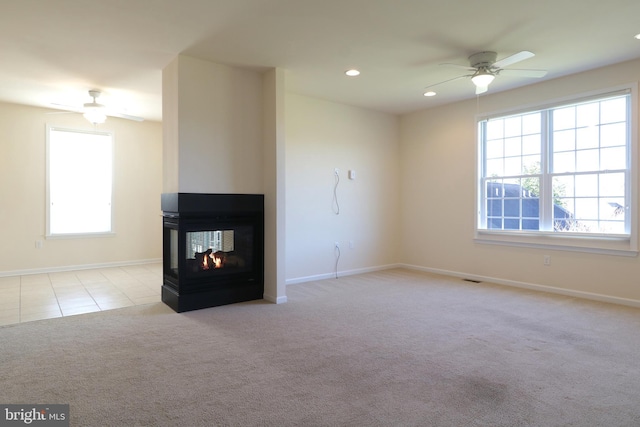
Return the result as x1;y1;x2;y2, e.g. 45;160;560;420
475;230;638;256
46;232;116;240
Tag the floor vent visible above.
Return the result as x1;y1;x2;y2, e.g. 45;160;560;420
463;278;482;283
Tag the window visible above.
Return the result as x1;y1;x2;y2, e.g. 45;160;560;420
476;87;637;255
46;126;114;236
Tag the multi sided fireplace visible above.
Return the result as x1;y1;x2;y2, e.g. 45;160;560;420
161;193;264;312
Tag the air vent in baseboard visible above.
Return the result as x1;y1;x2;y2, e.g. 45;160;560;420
462;278;482;283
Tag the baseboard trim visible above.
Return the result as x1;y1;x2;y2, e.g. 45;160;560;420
264;294;288;304
0;258;162;278
286;264;401;286
400;263;640;309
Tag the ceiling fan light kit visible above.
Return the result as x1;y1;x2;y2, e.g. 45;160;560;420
82;90;107;124
471;70;495;88
83;107;107;124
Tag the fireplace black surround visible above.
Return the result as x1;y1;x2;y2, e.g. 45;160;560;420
161;193;264;312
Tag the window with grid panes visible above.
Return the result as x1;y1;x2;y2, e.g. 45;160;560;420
476;87;636;254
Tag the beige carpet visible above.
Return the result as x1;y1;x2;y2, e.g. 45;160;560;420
1;269;640;426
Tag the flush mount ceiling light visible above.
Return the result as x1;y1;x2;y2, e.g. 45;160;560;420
345;69;360;77
423;91;436;97
635;33;640;40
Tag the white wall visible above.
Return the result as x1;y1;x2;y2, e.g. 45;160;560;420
162;57;179;193
285;93;400;281
0;102;163;274
400;58;640;304
163;55;264;194
262;69;287;302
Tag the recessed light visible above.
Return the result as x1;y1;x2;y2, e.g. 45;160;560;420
345;69;360;77
424;91;436;97
635;33;640;40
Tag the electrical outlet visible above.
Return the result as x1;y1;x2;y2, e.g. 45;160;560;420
543;255;551;266
349;240;354;249
334;241;340;248
334;168;340;176
35;240;43;249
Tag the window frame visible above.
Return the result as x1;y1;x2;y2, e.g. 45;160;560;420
475;84;638;256
45;125;116;239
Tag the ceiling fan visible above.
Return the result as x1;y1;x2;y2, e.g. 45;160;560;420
50;90;144;124
424;51;548;95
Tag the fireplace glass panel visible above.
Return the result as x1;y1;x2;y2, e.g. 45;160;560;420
186;230;235;257
169;228;178;276
185;226;253;277
163;223;179;281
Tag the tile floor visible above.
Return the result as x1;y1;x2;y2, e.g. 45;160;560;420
0;263;162;326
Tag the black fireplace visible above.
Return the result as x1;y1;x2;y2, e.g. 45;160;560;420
161;193;264;312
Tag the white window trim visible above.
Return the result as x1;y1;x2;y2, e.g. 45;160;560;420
474;83;638;256
45;125;116;239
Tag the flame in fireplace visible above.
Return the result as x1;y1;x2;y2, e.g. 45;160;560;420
212;253;223;268
202;251;224;270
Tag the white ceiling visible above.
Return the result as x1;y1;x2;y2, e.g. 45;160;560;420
2;0;640;122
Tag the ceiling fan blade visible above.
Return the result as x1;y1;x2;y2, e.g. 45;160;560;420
493;50;535;69
50;103;144;122
475;85;489;95
425;74;471;90
106;111;145;122
498;68;548;78
46;111;76;115
50;103;83;113
440;63;476;71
